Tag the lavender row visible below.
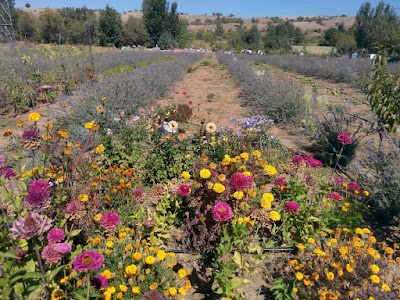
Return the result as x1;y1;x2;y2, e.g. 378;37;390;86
216;53;307;124
60;52;203;139
247;54;400;87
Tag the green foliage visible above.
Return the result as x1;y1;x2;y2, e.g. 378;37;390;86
367;54;400;132
335;32;356;54
271;278;294;300
264;21;304;52
38;8;63;43
98;5;123;47
122;16;149;46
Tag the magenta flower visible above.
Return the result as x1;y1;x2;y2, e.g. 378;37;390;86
9;212;51;240
25;180;51;208
283;201;300;214
133;189;145;202
274;177;287;188
37;85;53;92
54;243;72;254
100;212;120;231
230;172;254;191
73;250;104;272
0;155;5;168
47;228;65;243
291;155;304;165
328;191;342;201
178;184;191;197
333;177;345;184
41;244;62;264
348;181;360;191
212;202;233;222
21;129;40;141
91;275;109;290
337;131;353;145
305;158;323;167
65;200;85;215
0;168;17;179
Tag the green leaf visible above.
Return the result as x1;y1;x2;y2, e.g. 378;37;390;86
0;251;18;259
69;229;82;237
72;292;87;300
27;284;47;300
23;272;43;280
25;259;36;273
46;266;64;282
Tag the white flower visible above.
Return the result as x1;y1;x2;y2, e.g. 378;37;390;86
206;122;217;134
168;120;178;133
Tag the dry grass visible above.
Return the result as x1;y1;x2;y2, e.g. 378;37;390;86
292;45;336;55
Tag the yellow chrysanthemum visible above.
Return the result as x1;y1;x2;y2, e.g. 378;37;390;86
181;171;191;180
218;174;226;182
381;284;391;292
240;152;249;160
145;255;156;265
178;269;187;279
326;272;335;280
233;190;244;200
78;194;89;202
346;264;354;273
264;165;277;176
119;285;128;293
261;193;274;209
157;250;167;261
29;112;41;122
252;150;262;158
101;270;112;279
168;287;177;296
370;264;380;274
199;168;211;179
149;282;158;290
95;144;105;154
124;264;137;276
132;252;142;260
94;213;102;222
269;211;281;221
131;286;140;294
213;183;225;193
295;272;304;281
307;238;315;244
370;275;380;284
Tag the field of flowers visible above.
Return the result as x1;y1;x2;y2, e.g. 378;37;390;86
0;50;399;300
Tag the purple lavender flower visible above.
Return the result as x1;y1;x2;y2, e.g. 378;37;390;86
0;168;17;179
25;180;51;208
9;212;52;240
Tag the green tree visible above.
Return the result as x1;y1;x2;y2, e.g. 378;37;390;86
263;21;304;52
335;32;356;54
354;1;400;52
123;16;149;46
98;5;123;47
142;0;167;45
38;9;63;43
15;10;36;40
323;27;339;46
214;16;224;36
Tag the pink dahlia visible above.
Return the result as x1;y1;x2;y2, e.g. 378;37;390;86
0;155;5;168
337;131;353;145
178;184;191;197
291;155;305;165
283;201;300;214
0;168;17;179
305;158;323;167
25;180;51;208
99;211;120;231
274;177;287;188
9;212;51;240
333;177;345;184
230;172;254;191
212;202;233;222
91;275;109;290
328;191;342;201
348;181;360;191
54;243;72;254
47;228;65;244
73;250;104;272
41;244;62;264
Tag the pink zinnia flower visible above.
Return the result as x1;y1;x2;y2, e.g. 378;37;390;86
54;243;72;254
348;181;360;191
333;177;344;184
337;131;353;145
212;202;233;222
41;244;62;264
283;201;300;214
0;155;5;168
25;179;51;208
0;167;17;179
91;275;109;290
133;189;145;202
178;184;191;197
274;177;287;188
230;172;254;191
291;155;304;165
73;250;104;272
47;228;65;243
328;191;342;201
306;158;323;167
99;211;120;231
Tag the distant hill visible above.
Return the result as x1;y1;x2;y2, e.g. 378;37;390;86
22;8;355;39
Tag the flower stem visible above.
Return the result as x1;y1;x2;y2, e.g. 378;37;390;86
86;273;91;300
34;244;49;300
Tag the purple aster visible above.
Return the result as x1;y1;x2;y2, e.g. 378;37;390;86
9;212;52;240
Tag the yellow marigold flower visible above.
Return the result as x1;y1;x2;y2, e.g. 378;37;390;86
329;238;337;244
381;284;391;292
269;211;281;221
94;213;102;222
132;252;142;260
292;287;298;293
101;270;113;279
3;129;13;137
106;286;116;294
51;290;64;300
341;205;349;212
218;174;226;181
118;231;127;240
116;292;123;299
78;194;89;202
92;237;101;245
124;264;137;276
42;134;52;141
370;275;380;284
252;150;262;158
307;238;315;244
59;276;69;285
295;272;304;281
168;287;177;296
384;247;394;255
368;297;374;300
297;243;305;250
157;250;167;260
369;236;377;243
106;241;114;248
29;112;41;122
367;248;376;256
264;165;277;176
102;291;111;300
326;272;335;280
200;154;208;162
370;264;380;274
145;255;156;265
355;228;363;234
200;168;211;179
131;286;140;294
312;272;319;281
57;129;70;139
95;144;105;154
346;264;354;273
303;278;313;286
63;147;72;155
314;249;327;257
178;287;187;295
105;249;111;255
181;171;191;180
290;260;298;267
149;282;158;290
213;182;225;193
240;152;249;160
261;193;274;209
178;269;187;278
233;190;244;200
119;285;128;293
339;246;348;256
16;120;24;128
362;190;369;196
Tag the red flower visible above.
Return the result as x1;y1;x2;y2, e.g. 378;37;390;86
274;177;287;188
182;92;187;95
337;131;353;145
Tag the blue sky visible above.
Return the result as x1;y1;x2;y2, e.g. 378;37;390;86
15;0;399;18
